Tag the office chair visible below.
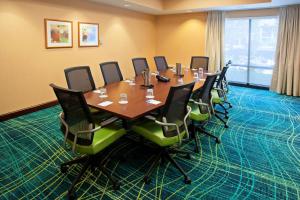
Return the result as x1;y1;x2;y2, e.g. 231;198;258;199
189;73;220;153
132;58;149;76
50;84;126;199
131;82;195;184
154;56;169;71
64;66;116;125
65;66;96;92
190;56;209;71
211;63;232;128
99;61;124;85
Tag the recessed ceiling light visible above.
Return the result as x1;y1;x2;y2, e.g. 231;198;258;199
186;10;192;13
124;4;130;7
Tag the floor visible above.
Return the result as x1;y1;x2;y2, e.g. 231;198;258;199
0;86;299;199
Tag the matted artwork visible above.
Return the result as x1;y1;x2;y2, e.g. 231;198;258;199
44;19;73;48
78;22;99;47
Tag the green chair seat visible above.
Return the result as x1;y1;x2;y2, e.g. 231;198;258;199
189;103;209;122
212;89;222;104
68;124;126;155
132;120;186;147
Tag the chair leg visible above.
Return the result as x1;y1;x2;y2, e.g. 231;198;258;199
168;148;192;159
198;127;221;144
100;166;120;190
143;153;161;184
215;113;228;128
67;159;91;199
194;133;201;153
224;101;232;109
164;151;191;184
61;156;89;168
220;104;229;115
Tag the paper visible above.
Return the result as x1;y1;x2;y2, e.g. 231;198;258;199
98;101;113;107
93;90;101;94
146;99;161;105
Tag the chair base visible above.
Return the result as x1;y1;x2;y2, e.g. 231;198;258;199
61;154;120;200
191;123;221;153
143;148;192;184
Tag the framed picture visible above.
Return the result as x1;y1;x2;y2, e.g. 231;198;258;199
44;19;73;48
78;22;99;47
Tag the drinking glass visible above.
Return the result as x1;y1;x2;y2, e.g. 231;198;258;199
129;77;136;85
198;68;204;79
177;77;184;85
146;89;154;99
119;93;128;104
99;87;108;98
193;72;199;80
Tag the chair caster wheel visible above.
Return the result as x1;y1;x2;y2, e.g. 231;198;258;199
184;177;192;184
216;138;221;144
61;165;68;173
229;105;233;108
194;147;200;153
144;176;151;184
224;124;229;128
185;153;192;160
67;191;76;200
225;116;229;119
113;182;120;190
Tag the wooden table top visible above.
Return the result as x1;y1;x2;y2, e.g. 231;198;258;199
84;69;206;120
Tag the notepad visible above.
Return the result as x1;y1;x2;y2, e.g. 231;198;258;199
146;99;161;105
98;101;113;107
93;90;101;94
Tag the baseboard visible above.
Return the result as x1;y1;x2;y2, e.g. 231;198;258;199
0;100;58;122
229;82;269;90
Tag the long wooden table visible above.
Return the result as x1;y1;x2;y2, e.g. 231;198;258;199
84;69;206;120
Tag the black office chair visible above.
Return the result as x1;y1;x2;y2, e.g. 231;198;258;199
132;58;149;76
64;66;96;92
99;61;123;85
190;56;209;71
189;73;220;153
154;56;169;71
50;84;126;199
64;66;116;125
132;82;195;184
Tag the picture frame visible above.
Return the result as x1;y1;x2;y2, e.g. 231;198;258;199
44;19;73;49
78;22;99;47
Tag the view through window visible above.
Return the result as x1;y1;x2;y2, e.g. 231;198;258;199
224;17;279;87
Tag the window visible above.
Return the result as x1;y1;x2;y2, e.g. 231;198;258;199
224;17;279;87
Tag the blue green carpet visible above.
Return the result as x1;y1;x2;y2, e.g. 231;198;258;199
1;86;300;199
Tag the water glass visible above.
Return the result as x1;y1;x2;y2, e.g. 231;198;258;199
99;87;108;98
198;68;204;79
129;77;136;85
146;89;154;99
119;93;128;104
177;77;184;85
193;72;199;80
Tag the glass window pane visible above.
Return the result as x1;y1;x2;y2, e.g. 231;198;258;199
227;65;248;84
225;19;249;65
249;68;273;86
250;18;279;67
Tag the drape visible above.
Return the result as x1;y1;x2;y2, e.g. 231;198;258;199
271;5;300;96
205;11;225;72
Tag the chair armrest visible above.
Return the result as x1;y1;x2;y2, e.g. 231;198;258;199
154;120;182;145
59;112;102;153
100;117;119;127
189;99;212;119
183;106;192;139
144;115;156;121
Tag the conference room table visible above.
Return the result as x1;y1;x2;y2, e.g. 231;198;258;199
84;69;206;121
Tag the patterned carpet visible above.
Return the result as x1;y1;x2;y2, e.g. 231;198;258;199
1;86;300;199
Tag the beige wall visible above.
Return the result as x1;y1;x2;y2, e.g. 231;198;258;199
0;0;280;116
0;0;156;115
156;12;207;67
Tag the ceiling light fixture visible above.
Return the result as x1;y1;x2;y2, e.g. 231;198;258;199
124;4;131;7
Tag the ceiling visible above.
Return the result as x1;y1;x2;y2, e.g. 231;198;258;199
89;0;300;15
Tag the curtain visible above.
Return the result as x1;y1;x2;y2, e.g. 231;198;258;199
205;11;225;72
271;5;300;96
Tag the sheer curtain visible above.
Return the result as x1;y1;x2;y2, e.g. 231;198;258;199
205;11;225;72
271;5;300;96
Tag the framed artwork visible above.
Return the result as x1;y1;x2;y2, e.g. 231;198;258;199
44;19;73;48
78;22;99;47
